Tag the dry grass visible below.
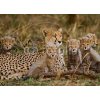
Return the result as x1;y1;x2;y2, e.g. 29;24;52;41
0;14;100;86
0;75;100;86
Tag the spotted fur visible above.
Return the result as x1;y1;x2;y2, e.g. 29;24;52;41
80;37;94;74
0;51;47;80
85;33;98;48
42;27;67;75
67;39;82;72
0;36;16;54
46;46;67;75
0;44;67;80
43;28;62;47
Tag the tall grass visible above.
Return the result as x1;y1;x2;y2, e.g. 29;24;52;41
0;14;99;53
0;14;99;42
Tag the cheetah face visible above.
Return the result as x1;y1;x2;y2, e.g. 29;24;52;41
54;28;62;47
46;46;58;58
0;36;15;50
86;33;98;48
67;39;80;55
80;37;92;51
43;28;62;47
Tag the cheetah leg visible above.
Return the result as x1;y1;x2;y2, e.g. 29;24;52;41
83;63;91;74
7;72;25;80
74;66;78;73
55;72;61;80
86;62;92;74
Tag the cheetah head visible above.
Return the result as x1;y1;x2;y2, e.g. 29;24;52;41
80;36;92;51
67;39;80;55
85;33;98;48
46;46;58;58
43;28;62;47
0;36;15;50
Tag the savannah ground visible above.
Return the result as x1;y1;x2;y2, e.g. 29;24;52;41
0;14;100;86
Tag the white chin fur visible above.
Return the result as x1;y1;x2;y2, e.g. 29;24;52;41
47;42;56;47
56;42;62;47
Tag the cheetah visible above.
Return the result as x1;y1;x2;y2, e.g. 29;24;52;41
0;45;67;80
46;46;67;74
27;46;67;79
0;27;66;80
42;27;65;67
42;28;62;47
84;33;98;48
81;34;100;73
67;39;82;72
0;50;47;80
0;36;16;54
80;36;95;74
42;27;67;76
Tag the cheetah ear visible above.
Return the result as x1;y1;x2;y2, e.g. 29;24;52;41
12;38;16;43
78;40;80;45
42;29;48;37
58;28;62;33
89;39;92;44
79;38;82;43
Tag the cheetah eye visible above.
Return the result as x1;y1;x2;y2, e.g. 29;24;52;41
93;41;95;43
8;43;11;45
60;35;62;37
52;34;56;37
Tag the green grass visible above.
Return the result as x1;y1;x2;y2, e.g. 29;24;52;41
0;75;100;86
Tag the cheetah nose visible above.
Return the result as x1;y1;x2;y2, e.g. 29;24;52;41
7;47;9;49
52;55;54;57
84;47;87;50
5;46;8;49
73;49;75;52
58;41;61;43
63;64;65;66
96;43;98;45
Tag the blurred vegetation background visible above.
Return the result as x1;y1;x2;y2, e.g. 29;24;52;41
0;14;100;85
0;14;100;52
0;14;100;40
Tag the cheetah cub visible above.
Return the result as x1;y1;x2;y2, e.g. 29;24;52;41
67;39;82;72
85;33;98;48
45;46;67;78
0;36;16;54
83;33;100;62
82;33;100;73
26;46;67;79
80;36;94;74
